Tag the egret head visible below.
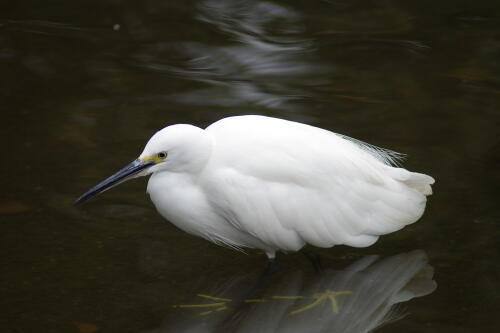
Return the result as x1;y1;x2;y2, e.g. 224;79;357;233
75;124;211;204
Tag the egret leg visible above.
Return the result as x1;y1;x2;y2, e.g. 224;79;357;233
240;254;280;299
221;254;281;307
302;250;324;272
265;255;280;274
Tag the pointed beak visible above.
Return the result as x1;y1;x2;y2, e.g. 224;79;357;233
75;159;155;205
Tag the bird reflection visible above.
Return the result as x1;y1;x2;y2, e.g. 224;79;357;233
153;250;436;332
136;0;329;111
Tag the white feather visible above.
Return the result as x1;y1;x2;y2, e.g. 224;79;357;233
144;115;434;257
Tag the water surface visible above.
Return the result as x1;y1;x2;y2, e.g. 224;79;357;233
1;0;499;332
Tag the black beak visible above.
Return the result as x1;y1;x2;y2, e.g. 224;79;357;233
75;159;154;205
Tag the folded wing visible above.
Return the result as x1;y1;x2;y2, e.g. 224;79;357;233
202;116;434;251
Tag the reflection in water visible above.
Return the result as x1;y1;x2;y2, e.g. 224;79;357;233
135;0;329;111
152;251;436;332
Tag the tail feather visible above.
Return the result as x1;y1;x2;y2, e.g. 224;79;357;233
403;172;434;195
389;168;435;196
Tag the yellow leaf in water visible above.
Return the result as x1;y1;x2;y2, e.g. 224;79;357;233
74;322;99;333
0;201;30;215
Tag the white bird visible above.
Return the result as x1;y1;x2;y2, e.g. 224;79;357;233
76;115;434;259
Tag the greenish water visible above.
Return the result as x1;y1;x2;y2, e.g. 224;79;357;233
1;1;499;332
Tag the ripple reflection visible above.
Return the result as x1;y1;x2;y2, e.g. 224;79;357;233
135;0;330;111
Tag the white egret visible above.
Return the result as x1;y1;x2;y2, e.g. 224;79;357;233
76;115;434;259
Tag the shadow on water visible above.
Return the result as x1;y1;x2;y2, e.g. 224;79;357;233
152;251;436;332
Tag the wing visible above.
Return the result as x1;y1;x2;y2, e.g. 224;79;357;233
202;116;434;251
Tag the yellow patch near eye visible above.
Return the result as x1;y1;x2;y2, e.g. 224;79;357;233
141;153;166;164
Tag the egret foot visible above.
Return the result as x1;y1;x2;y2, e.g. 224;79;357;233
173;294;232;315
173;293;270;316
173;259;278;316
273;289;352;315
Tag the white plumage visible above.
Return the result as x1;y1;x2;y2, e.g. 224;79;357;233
140;115;434;258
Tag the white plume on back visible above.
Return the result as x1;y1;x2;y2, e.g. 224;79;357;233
338;134;406;167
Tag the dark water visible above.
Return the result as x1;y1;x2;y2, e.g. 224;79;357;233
1;0;499;332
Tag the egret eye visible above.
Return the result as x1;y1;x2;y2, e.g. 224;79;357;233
157;152;167;159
